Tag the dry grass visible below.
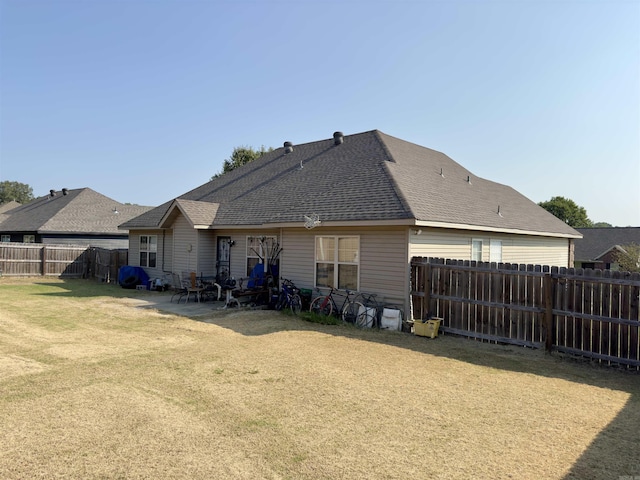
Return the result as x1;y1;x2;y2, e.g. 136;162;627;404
0;278;639;479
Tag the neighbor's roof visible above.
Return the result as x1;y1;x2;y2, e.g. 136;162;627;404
0;200;22;224
0;188;152;235
574;227;640;261
0;200;21;214
121;130;580;238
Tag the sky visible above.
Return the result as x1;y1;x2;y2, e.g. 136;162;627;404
1;0;639;227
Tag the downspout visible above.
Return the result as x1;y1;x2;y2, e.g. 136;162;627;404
162;230;166;273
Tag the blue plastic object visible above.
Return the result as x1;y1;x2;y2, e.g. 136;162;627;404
118;265;150;289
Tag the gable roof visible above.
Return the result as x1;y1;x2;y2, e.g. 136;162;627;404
574;227;640;261
0;200;21;214
121;130;580;238
0;188;152;235
0;200;22;224
159;199;221;228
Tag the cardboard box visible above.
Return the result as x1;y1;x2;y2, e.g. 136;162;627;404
414;318;441;338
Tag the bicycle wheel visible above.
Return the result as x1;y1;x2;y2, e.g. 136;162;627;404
356;304;376;328
342;301;364;324
274;292;286;311
310;296;333;316
355;293;379;328
290;294;302;315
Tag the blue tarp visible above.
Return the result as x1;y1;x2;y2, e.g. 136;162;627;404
118;266;150;289
247;263;264;289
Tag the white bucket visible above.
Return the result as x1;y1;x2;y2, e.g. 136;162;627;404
380;308;402;331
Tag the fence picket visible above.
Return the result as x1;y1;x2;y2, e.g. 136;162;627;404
411;257;640;370
0;243;127;281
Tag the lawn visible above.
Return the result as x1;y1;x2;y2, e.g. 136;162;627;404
1;278;639;479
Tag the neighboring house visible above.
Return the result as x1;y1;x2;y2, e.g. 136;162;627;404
0;200;21;225
574;227;640;270
120;130;581;314
0;188;152;249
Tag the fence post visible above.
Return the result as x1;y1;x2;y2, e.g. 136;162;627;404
544;273;553;352
424;261;431;317
41;245;47;276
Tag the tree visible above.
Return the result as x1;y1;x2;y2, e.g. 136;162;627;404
613;243;640;273
593;222;613;228
0;181;34;204
211;145;273;180
538;196;593;228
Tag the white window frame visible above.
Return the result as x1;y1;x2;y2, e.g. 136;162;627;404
1;235;10;242
314;235;360;290
139;235;157;268
490;239;503;263
471;239;483;262
246;235;278;276
23;235;35;243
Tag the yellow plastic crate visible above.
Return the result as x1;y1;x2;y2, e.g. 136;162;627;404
414;318;441;338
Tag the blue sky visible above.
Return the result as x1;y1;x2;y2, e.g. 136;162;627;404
1;0;639;226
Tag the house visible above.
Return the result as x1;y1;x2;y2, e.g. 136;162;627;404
0;188;152;249
0;200;21;224
574;227;640;270
120;130;581;314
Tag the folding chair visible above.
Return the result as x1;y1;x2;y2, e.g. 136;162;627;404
170;273;188;303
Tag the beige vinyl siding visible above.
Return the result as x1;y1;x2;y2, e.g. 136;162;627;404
281;226;409;312
197;230;217;276
128;229;171;279
129;232;141;267
502;235;569;266
162;231;173;274
281;228;314;289
172;216;198;274
360;227;407;309
409;229;471;260
409;227;570;267
219;230;281;281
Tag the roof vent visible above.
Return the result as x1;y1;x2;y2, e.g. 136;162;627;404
333;131;344;145
50;189;56;197
284;141;293;154
62;188;68;195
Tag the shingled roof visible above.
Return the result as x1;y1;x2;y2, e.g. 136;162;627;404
121;130;580;238
0;188;152;235
575;227;640;261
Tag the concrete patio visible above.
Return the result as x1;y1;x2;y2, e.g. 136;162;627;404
132;289;265;318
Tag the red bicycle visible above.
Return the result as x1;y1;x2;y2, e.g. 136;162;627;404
309;286;365;324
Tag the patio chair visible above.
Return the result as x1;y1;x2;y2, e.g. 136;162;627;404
170;273;188;303
181;271;204;303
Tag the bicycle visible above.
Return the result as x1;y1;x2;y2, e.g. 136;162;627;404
352;292;380;328
309;286;364;324
275;278;302;315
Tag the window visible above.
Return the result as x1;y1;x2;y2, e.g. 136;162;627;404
490;240;502;262
246;235;278;276
23;235;35;243
1;235;10;242
315;236;359;290
139;235;157;268
471;239;482;262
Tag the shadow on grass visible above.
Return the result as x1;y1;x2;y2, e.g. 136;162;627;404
24;278;148;299
191;305;640;479
20;278;640;479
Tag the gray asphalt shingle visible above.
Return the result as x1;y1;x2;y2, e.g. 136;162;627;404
575;227;640;261
0;188;152;235
120;130;580;237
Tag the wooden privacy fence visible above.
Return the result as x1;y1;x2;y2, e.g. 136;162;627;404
411;257;640;370
0;243;127;281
